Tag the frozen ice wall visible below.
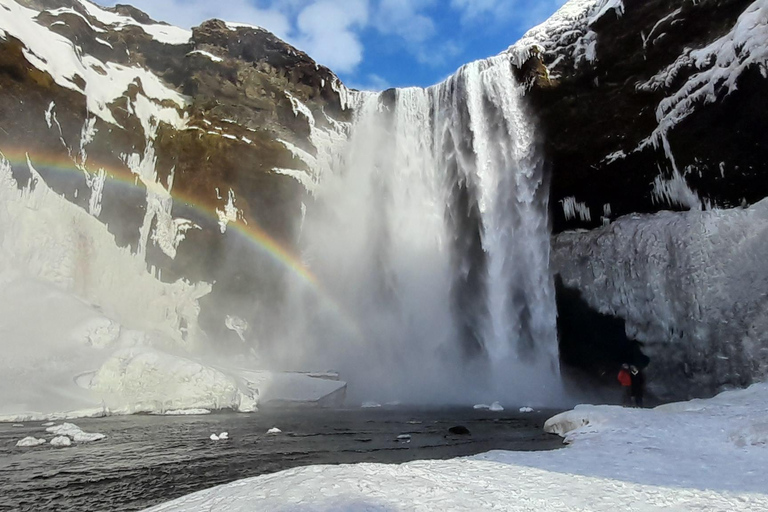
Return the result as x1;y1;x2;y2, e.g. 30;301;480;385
553;200;768;397
275;55;561;405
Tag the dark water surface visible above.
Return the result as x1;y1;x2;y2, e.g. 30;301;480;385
0;408;562;512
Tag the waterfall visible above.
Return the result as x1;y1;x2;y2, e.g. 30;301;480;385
273;54;560;405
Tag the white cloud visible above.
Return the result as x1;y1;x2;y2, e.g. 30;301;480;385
292;0;368;73
374;0;436;44
347;73;391;91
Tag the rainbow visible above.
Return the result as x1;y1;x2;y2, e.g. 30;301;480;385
0;146;366;341
0;146;319;286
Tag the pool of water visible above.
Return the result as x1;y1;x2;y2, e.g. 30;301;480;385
0;407;563;511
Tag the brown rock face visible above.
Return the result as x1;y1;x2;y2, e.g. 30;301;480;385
0;0;351;347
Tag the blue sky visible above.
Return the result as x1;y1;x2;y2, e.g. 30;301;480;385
94;0;568;89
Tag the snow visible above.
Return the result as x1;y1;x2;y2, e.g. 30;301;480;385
45;422;105;442
187;50;223;63
638;0;768;153
16;436;46;447
553;199;768;395
50;436;72;448
146;383;768;511
216;189;241;234
87;347;258;415
74;0;191;45
0;0;188;130
507;0;607;71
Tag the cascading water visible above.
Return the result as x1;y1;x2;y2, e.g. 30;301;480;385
273;54;561;405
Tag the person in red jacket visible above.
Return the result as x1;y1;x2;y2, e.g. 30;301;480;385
617;364;632;406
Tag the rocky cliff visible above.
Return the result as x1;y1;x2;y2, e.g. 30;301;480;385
1;0;766;402
511;0;768;397
0;0;354;350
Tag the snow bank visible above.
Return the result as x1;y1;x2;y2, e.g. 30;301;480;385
88;348;258;415
145;383;768;511
553;200;768;396
16;437;46;447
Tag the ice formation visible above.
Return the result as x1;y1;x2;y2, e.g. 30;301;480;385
553;199;768;395
266;427;281;434
16;436;46;447
50;436;72;448
46;423;105;443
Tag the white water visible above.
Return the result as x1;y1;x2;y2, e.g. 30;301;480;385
273;55;561;405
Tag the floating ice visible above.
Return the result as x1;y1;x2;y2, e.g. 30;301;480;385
210;434;220;441
489;402;504;412
473;404;491;410
267;428;282;434
361;402;382;409
50;436;72;448
16;437;46;447
519;407;535;413
219;432;229;440
46;423;106;443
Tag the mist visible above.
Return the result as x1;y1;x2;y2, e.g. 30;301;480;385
256;54;564;407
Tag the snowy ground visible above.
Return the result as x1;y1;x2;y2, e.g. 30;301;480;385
147;383;768;511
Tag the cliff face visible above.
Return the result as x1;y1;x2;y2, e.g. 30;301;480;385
0;0;353;346
510;0;768;397
1;0;766;400
515;0;767;232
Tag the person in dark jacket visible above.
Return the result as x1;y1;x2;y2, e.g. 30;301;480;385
617;364;632;406
630;365;645;407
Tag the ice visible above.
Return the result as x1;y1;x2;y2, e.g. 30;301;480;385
519;407;534;413
638;1;768;153
145;384;768;511
489;402;504;412
50;436;72;448
553;199;768;395
209;434;220;441
187;50;223;63
46;423;105;443
162;409;211;416
266;428;281;434
219;432;229;440
16;437;46;447
473;404;490;410
361;402;382;409
41;422;55;427
88;348;258;415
